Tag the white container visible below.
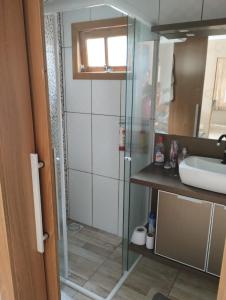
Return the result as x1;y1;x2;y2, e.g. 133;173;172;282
131;226;147;246
146;233;155;250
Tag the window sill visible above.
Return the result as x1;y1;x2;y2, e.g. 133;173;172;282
73;72;126;80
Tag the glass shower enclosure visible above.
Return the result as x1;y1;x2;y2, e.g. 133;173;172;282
45;11;158;299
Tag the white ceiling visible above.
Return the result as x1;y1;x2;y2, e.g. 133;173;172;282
44;0;159;25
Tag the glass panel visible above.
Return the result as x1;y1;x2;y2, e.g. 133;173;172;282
108;36;127;66
123;18;158;270
44;14;68;277
87;38;105;67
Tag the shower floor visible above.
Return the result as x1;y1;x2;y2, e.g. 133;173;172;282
67;220;123;298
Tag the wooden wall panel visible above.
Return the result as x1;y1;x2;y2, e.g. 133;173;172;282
0;183;15;300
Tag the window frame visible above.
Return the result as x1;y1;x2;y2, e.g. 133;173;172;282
72;17;128;80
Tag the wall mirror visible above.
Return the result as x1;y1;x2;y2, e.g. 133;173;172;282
154;23;226;140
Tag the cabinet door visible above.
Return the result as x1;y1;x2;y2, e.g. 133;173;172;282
159;0;203;24
156;191;212;270
207;204;226;276
202;0;226;20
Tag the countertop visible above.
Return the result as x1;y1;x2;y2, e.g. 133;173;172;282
130;163;226;206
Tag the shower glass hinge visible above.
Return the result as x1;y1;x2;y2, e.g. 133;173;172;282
124;156;132;162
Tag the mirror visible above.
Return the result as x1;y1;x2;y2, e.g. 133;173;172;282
155;33;226;140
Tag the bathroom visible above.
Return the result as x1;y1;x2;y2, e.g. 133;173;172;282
44;1;226;300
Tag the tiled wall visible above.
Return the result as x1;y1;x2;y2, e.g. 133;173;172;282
62;6;126;236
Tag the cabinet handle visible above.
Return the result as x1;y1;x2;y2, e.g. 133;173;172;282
177;195;203;204
30;154;48;254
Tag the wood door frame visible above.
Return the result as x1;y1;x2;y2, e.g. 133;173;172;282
22;1;60;299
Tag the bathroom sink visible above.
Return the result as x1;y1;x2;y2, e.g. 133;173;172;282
179;156;226;194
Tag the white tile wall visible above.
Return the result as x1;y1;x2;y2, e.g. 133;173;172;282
69;169;92;226
118;180;124;237
119;152;125;181
93;175;119;235
63;6;127;237
92;115;120;179
64;48;91;113
120;80;126;117
92;80;121;116
67;112;92;172
62;8;90;47
90;5;123;20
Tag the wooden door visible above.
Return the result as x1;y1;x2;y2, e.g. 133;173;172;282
168;37;208;137
0;0;47;299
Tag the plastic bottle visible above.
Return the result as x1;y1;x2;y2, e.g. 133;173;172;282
148;212;156;234
154;136;165;165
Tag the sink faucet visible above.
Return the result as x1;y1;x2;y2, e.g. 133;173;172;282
217;134;226;164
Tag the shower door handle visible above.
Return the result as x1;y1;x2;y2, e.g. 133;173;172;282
30;154;48;254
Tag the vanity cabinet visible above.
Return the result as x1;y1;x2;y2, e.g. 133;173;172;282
155;191;212;270
159;0;203;25
207;204;226;276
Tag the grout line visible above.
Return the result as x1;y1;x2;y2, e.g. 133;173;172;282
167;270;180;298
91;79;94;226
65;111;121;118
201;0;205;20
158;0;161;24
68;168;122;182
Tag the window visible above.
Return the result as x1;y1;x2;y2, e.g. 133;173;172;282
72;17;128;79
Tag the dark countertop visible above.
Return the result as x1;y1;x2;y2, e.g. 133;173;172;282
130;163;226;206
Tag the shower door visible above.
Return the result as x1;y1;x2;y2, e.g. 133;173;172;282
123;18;159;270
44;14;69;277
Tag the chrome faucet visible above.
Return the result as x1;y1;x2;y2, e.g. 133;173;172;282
217;134;226;164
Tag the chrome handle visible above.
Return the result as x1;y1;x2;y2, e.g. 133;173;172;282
30;154;48;254
177;195;203;204
193;104;200;137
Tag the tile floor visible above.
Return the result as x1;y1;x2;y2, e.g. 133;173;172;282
63;223;219;300
67;222;123;298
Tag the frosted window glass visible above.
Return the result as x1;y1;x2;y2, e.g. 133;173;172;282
108;36;127;67
87;38;105;67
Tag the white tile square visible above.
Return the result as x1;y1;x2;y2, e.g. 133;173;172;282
119;151;125;181
62;8;91;47
67;113;91;172
68;169;92;226
64;48;91;113
120;80;126;117
90;5;123;20
92;115;119;178
92;80;121;116
118;180;124;237
93;175;119;235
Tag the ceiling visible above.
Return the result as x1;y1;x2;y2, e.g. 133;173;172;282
44;0;159;25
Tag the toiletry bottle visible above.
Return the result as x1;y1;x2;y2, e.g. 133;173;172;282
169;140;178;168
154;136;165;165
148;212;156;234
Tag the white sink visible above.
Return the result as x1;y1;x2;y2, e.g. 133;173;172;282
179;156;226;194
